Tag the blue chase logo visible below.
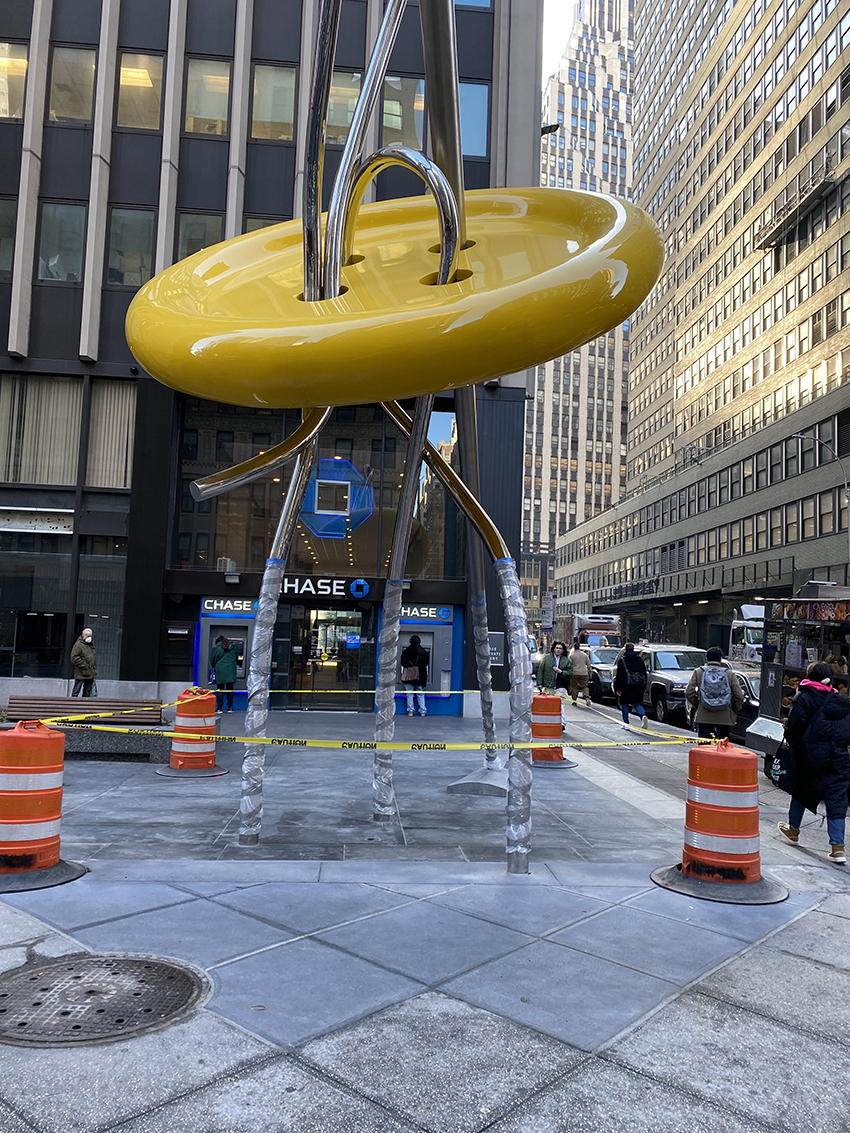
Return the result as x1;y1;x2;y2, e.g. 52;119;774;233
438;606;452;621
350;578;370;598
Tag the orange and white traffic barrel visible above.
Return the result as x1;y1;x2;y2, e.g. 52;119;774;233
651;737;787;905
0;721;86;892
155;688;228;778
531;693;575;767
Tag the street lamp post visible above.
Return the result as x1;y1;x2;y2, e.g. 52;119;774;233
791;432;850;584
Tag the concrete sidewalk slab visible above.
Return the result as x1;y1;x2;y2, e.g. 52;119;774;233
609;991;850;1132
214;880;410;933
300;992;584;1133
442;938;677;1050
486;1058;766;1132
427;883;607;935
210;936;423;1047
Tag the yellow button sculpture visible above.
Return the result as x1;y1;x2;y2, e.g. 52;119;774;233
125;188;662;409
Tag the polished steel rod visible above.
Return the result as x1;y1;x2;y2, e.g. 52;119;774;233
302;0;343;300
341;145;459;286
419;0;467;247
191;407;331;500
323;0;408;298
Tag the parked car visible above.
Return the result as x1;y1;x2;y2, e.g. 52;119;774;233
618;644;708;724
686;662;761;742
581;646;620;701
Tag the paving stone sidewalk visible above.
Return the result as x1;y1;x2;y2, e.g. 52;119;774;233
1;861;850;1132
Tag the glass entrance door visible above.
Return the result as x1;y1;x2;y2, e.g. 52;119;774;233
287;608;363;708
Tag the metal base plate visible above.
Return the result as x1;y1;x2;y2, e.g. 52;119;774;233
651;863;789;905
154;765;229;778
446;767;508;796
532;758;578;769
0;953;209;1046
0;860;88;894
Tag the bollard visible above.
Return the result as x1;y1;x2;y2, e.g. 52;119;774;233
531;693;576;768
652;737;787;904
155;688;229;778
0;721;86;892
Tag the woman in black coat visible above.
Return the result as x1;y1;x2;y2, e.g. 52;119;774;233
778;661;850;864
612;643;648;730
400;634;429;717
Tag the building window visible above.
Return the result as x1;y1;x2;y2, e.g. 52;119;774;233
37;202;85;282
382;75;424;148
244;216;278;232
176;214;222;261
0;42;27;119
0;374;82;485
184;59;230;135
0;198;15;273
327;71;361;145
459;81;488;157
116;53;163;130
48;47;96;124
106;209;154;287
251;64;296;140
85;380;137;488
215;430;234;463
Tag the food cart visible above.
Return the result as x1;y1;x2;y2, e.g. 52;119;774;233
758;583;850;721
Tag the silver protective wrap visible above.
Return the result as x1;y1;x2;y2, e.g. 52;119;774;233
239;444;317;844
470;589;498;753
373;578;403;817
494;557;533;872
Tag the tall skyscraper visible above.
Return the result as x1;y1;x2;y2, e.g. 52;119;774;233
522;0;633;629
555;0;850;647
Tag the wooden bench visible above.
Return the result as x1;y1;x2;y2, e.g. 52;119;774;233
6;697;164;726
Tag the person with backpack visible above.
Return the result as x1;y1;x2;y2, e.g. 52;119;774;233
777;660;850;865
613;643;648;730
685;646;745;739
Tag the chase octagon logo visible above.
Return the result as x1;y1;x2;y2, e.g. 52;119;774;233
350;579;370;598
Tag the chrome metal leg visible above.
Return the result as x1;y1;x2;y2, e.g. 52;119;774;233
239;441;318;844
419;0;467;246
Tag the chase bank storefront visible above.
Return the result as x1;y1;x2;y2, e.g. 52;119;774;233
182;575;466;714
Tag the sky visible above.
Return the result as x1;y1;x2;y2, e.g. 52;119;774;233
542;0;575;86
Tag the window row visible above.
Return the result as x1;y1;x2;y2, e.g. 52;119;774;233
0;374;136;488
569;405;843;562
559;487;849;597
0;43;490;156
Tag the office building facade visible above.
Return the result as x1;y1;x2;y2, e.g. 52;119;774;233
521;0;633;632
555;0;850;647
0;0;543;707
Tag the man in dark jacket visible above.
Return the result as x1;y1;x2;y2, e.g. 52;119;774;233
778;661;850;864
613;643;648;730
400;635;429;717
685;647;745;739
70;628;97;697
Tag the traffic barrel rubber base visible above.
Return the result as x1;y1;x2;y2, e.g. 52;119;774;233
154;765;229;778
651;863;788;905
0;859;88;894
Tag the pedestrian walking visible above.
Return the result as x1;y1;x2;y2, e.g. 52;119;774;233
685;646;744;739
400;634;429;717
778;661;850;865
613;642;648;729
210;635;238;712
537;641;571;691
70;628;97;697
568;643;592;704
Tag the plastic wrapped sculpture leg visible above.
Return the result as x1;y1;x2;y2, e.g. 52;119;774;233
239;443;317;844
373;395;435;819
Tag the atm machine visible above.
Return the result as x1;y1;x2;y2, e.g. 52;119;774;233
195;597;257;709
385;602;464;716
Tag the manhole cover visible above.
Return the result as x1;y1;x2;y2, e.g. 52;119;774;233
0;954;209;1047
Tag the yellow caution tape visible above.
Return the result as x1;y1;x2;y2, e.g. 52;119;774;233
39;719;709;751
33;699;183;726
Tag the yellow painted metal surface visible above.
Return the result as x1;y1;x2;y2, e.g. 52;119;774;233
125;188;663;408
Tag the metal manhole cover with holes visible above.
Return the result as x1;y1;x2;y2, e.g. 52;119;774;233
0;954;210;1047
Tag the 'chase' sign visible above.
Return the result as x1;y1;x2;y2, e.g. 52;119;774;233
400;604;453;623
201;598;258;617
282;576;371;597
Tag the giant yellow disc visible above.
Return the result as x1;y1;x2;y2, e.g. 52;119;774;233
125;188;663;408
